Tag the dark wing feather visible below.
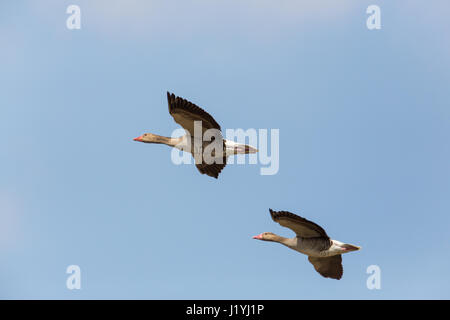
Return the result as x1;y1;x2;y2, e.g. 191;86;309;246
269;209;329;238
195;159;227;179
308;255;343;280
167;92;221;135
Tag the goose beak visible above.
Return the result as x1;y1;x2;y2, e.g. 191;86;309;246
252;234;263;240
133;135;143;142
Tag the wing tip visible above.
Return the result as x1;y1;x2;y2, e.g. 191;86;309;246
196;164;224;179
165;92;221;131
325;275;342;280
328;269;343;280
269;208;277;221
167;91;173;111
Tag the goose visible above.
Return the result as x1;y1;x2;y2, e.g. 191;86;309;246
134;92;258;178
253;209;361;280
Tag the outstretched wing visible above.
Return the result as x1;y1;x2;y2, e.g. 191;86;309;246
308;255;343;280
269;209;329;238
167;92;221;136
167;92;226;178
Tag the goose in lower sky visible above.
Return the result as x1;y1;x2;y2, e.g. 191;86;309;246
253;209;361;280
134;92;258;178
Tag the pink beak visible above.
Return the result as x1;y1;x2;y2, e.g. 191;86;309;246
133;135;143;142
253;234;263;240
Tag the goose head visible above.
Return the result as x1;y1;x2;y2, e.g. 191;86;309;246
134;133;157;143
133;133;176;145
252;232;279;242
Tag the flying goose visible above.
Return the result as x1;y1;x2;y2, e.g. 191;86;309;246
253;209;360;280
134;92;258;178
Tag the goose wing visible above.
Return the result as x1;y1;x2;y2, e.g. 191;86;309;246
167;92;221;136
168;92;226;178
269;209;329;238
308;255;343;280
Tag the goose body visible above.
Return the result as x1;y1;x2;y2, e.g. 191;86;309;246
282;237;340;257
134;92;257;178
253;209;361;280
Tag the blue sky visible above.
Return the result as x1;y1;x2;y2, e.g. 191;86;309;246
1;1;449;299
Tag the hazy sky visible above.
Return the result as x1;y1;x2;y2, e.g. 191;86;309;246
1;1;449;299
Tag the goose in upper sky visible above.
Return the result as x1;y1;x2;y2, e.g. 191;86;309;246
134;92;258;178
253;209;361;280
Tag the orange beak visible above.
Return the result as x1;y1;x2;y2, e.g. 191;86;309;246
133;135;143;142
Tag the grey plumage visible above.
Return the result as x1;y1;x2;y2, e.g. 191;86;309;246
253;209;360;280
